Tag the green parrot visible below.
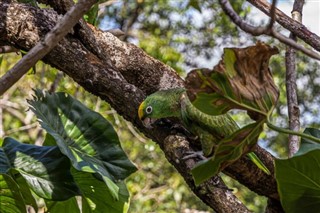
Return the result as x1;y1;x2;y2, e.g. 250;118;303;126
138;88;270;174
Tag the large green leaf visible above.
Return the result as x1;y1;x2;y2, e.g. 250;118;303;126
0;174;27;213
28;90;137;199
13;175;38;212
185;42;279;119
72;168;130;213
1;137;79;200
295;128;320;156
46;197;81;213
275;149;320;213
192;120;264;185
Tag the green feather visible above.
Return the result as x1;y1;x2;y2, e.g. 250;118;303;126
140;88;270;174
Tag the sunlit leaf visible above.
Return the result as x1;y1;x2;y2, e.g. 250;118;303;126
46;197;81;213
72;168;130;213
192;120;264;185
28;90;137;199
14;175;38;212
275;149;320;213
0;174;27;213
1;137;79;200
186;42;279;119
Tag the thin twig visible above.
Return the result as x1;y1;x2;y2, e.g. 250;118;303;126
6;123;38;135
98;0;118;16
0;0;98;96
0;46;18;54
247;0;320;52
219;0;320;60
286;0;303;157
267;0;277;30
0;99;21;109
49;71;64;93
125;120;147;143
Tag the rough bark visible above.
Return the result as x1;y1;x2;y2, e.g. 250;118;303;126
0;2;280;211
286;0;303;157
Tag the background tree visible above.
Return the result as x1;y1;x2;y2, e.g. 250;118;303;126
1;0;320;212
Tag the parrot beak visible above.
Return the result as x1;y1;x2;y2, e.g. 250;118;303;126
142;117;157;129
138;102;145;121
138;102;157;129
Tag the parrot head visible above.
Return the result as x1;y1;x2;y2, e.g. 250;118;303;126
138;88;186;128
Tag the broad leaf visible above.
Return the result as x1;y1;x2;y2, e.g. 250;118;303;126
295;128;320;156
1;137;79;200
0;174;27;213
192;120;264;185
14;175;38;212
28;90;137;199
185;42;279;119
46;197;81;213
275;149;320;213
72;168;130;213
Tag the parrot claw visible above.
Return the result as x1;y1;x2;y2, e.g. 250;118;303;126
183;151;206;161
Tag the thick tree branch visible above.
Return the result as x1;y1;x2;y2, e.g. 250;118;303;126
247;0;320;52
0;0;98;96
219;0;320;60
0;2;279;211
286;1;303;157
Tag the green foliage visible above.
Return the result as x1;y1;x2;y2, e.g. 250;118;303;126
138;33;184;74
0;53;213;211
71;168;130;213
0;174;28;213
84;3;99;26
28;90;137;199
1;138;79;201
295;128;320;156
8;0;320;210
191;121;265;185
186;43;279;117
185;43;278;184
275;149;320;213
0;91;136;212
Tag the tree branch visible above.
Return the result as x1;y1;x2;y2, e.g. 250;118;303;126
0;45;18;54
219;0;320;60
0;2;279;211
0;0;98;96
247;0;320;52
286;1;303;157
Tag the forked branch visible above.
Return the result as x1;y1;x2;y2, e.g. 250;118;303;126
219;0;320;60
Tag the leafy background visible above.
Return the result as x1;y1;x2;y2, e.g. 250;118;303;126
1;0;320;212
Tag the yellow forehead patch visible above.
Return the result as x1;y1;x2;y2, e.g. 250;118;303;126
138;102;145;120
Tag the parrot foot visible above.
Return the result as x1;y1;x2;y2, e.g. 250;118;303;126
211;176;233;191
171;123;192;134
183;151;206;161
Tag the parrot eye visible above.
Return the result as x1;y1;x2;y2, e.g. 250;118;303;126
146;106;153;114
